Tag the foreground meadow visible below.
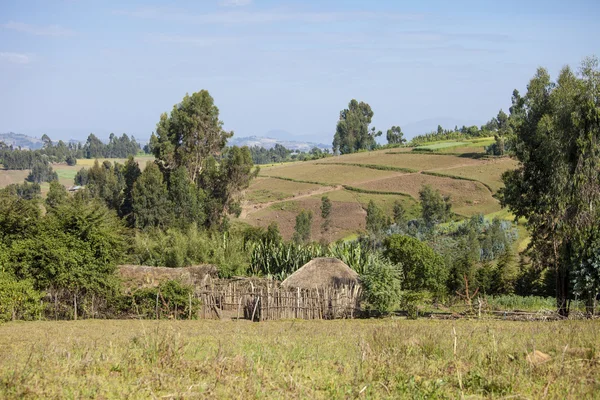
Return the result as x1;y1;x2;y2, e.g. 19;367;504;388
1;319;598;399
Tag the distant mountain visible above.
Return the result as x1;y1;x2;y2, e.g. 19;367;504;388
0;132;44;150
230;135;330;152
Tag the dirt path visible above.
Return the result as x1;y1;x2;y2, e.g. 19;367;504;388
240;184;343;219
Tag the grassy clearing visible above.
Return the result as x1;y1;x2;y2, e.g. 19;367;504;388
0;319;598;399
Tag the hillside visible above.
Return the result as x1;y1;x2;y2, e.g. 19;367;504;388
0;132;44;150
238;138;519;241
229;135;330;151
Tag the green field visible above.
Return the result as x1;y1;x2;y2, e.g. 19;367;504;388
1;319;598;399
414;141;469;150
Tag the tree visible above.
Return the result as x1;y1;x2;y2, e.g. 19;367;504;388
168;166;204;229
153;90;233;183
501;57;600;316
132;162;172;230
384;234;447;294
419;185;452;227
365;200;387;234
393;200;406;225
332;99;379;154
293;210;313;244
119;156;141;225
26;160;58;183
386;126;406;145
45;181;68;210
65;154;77;166
320;195;332;233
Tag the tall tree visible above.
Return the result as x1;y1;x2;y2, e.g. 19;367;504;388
153;90;233;183
501;57;600;316
419;185;452;227
293;210;313;244
320;195;332;234
332;99;380;154
132;162;172;230
386;126;406;145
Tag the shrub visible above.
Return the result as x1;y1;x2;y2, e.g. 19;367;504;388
131;280;199;319
360;256;402;315
384;234;447;295
0;272;44;322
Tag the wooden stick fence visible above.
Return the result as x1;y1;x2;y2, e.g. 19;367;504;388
194;278;361;321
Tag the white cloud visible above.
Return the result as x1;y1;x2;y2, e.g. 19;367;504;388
0;52;31;64
2;21;74;37
219;0;252;7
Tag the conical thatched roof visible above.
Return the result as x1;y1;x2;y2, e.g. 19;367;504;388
282;258;359;290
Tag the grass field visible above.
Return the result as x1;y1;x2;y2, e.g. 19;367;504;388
414;141;469;151
261;163;399;185
441;158;520;194
0;319;598;399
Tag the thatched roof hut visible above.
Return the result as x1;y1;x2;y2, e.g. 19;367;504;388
282;258;359;290
118;264;218;291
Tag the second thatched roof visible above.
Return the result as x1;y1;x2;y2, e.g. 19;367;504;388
282;257;359;290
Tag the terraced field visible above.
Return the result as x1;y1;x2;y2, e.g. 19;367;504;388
241;144;518;241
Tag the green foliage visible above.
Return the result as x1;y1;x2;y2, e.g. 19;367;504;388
65;154;77;166
365;200;387;235
131;280;199;319
293;209;313;244
84;133;140;159
332;99;380;154
45;181;68;210
393;200;406;225
130;226;249;277
320;195;332;233
359;256;402;314
249;241;325;280
0;182;41;200
0;272;44;322
500;57;600;315
26;160;58;183
132;162;171;230
384;234;447;294
419;185;452;227
386;126;406;145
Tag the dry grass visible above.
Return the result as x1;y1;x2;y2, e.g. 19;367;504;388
356;173;500;217
260;163;399;185
441;158;519;193
0;319;598;399
318;151;483;171
244;177;322;204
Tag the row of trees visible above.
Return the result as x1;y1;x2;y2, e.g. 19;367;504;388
249;144;331;164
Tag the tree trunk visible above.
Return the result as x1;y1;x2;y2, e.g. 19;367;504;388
73;292;78;321
555;240;570;317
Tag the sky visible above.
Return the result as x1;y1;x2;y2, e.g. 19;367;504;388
0;0;599;144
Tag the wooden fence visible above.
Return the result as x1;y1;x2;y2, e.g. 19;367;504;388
195;278;361;321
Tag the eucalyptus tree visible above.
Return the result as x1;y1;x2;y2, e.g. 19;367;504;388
501;57;600;316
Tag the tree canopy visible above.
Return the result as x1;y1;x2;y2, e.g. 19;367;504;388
332;99;381;154
500;57;600;315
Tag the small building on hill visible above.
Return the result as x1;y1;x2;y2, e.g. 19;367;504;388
282;257;360;290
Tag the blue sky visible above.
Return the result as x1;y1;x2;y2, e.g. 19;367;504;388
0;0;599;144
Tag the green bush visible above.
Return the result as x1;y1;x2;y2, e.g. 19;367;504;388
0;272;44;322
131;280;199;319
359;257;402;315
384;235;447;295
